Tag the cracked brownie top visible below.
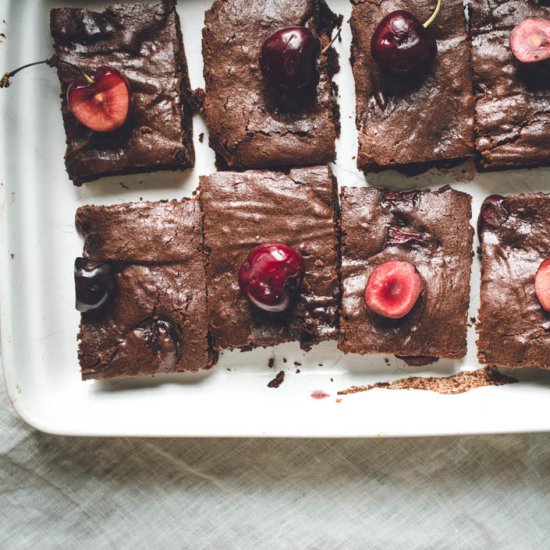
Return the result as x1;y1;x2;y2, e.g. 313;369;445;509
202;0;339;169
470;0;550;170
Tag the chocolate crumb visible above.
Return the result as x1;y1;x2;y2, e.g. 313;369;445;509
318;363;323;367
330;378;334;382
470;317;477;324
190;88;205;112
226;368;231;372
199;132;205;143
119;181;129;190
268;357;274;369
268;370;285;388
384;358;390;365
283;358;287;363
294;361;302;366
10;253;14;259
337;367;518;396
295;368;301;374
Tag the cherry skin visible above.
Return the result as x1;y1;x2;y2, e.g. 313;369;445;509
477;195;507;237
260;26;320;90
238;243;305;312
535;258;550;312
67;67;130;132
510;18;550;64
371;10;437;74
365;260;422;319
74;257;115;313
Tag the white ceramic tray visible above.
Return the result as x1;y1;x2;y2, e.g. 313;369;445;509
2;0;550;437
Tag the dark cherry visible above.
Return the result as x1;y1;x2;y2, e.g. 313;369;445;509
260;26;320;90
477;195;508;237
74;257;115;313
510;18;550;65
371;10;437;74
238;243;305;312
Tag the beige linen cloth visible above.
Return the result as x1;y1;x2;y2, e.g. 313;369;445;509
2;359;550;549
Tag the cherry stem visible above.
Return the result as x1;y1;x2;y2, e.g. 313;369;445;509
423;0;442;28
0;57;94;89
321;26;342;55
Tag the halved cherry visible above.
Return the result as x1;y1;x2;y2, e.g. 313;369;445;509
365;260;422;319
67;67;130;132
535;258;550;312
510;18;550;64
1;58;131;132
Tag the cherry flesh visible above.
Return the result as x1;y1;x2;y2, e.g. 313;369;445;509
238;243;305;312
260;26;320;90
477;195;508;237
535;258;550;312
75;257;115;313
510;18;550;64
365;260;422;319
371;10;437;75
67;67;130;132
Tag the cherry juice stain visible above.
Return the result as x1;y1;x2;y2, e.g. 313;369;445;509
311;390;330;400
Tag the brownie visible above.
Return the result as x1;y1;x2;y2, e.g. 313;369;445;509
477;194;550;369
202;0;339;170
50;0;194;185
75;200;215;380
339;186;474;359
470;0;550;170
200;166;340;351
350;0;474;171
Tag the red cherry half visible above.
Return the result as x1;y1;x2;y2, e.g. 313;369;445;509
67;67;130;132
510;18;550;64
365;260;422;319
260;26;320;90
371;10;437;75
535;258;550;312
238;243;305;312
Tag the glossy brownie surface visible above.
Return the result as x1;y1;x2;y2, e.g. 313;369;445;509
339;186;473;358
350;0;474;170
51;0;194;185
478;194;550;368
202;0;339;169
76;199;215;380
470;0;550;170
200;166;340;351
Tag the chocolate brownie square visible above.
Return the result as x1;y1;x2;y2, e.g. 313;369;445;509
202;0;339;169
339;186;474;359
200;166;340;351
477;194;550;369
75;200;215;380
50;0;194;185
470;0;550;170
350;0;474;171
